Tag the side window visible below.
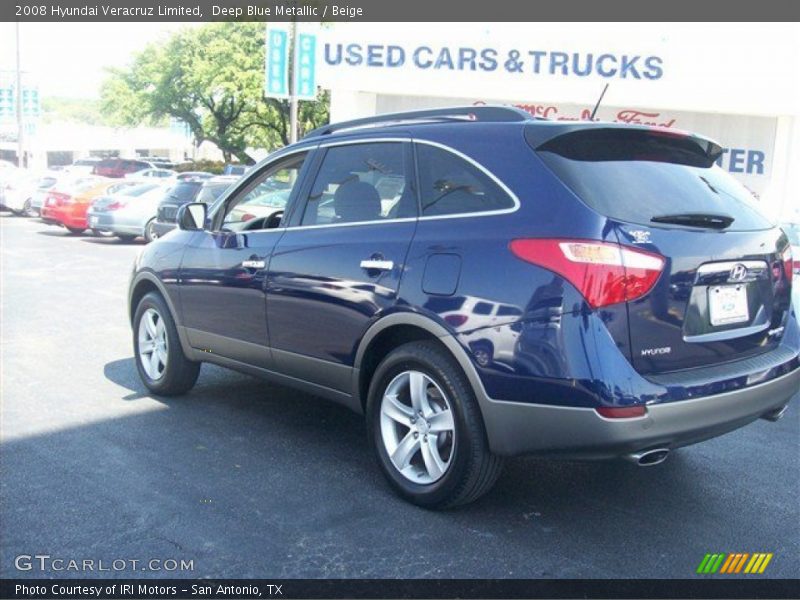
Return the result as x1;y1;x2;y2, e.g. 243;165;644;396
300;142;414;226
416;144;515;217
221;154;306;231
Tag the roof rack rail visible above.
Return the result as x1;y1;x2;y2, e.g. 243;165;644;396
303;105;536;139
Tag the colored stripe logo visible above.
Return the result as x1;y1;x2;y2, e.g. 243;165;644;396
696;553;773;574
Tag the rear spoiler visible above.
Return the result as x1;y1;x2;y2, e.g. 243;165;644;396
526;123;724;167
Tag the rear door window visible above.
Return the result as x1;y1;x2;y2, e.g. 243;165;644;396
531;127;772;231
415;143;516;217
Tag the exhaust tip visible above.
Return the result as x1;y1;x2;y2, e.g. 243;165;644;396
625;448;670;467
761;405;789;422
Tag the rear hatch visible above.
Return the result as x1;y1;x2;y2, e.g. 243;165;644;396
157;182;202;223
531;126;793;375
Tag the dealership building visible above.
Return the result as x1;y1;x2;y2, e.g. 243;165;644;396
318;23;799;222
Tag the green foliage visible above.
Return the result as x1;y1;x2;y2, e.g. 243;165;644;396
100;23;330;161
174;159;226;174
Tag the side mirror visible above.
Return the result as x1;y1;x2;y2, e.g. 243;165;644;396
177;202;207;231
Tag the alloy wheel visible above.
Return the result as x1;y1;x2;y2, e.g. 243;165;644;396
380;370;455;484
138;308;168;380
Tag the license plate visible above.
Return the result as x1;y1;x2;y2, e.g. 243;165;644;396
89;216;98;226
709;285;749;326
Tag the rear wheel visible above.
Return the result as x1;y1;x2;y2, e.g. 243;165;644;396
133;292;200;396
21;199;34;217
367;341;503;509
144;218;158;243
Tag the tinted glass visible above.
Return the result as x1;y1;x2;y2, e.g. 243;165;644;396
416;144;515;217
197;182;231;204
301;142;413;226
124;183;160;197
533;128;772;231
167;182;202;202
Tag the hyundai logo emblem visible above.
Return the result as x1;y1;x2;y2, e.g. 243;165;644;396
729;263;748;282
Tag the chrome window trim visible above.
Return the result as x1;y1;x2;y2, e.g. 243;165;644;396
696;260;768;274
277;136;520;232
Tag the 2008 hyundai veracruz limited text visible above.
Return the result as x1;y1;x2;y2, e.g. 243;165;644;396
128;107;799;508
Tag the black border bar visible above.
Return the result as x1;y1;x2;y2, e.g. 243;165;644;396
2;579;799;599
4;0;800;22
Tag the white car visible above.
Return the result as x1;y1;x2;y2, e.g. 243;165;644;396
125;167;177;181
63;158;102;176
0;171;58;216
30;173;102;215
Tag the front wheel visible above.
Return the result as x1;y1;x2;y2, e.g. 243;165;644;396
133;292;200;396
366;341;503;509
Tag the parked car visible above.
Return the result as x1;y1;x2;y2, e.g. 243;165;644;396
87;182;166;242
41;178;138;234
30;173;97;216
125;168;177;181
782;223;800;277
174;171;214;182
223;164;249;176
151;176;237;238
64;157;103;175
93;158;154;178
128;106;799;508
0;171;57;216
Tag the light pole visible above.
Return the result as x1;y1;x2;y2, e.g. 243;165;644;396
288;20;298;144
15;21;24;168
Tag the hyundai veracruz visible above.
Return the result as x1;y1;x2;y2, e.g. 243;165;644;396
128;107;798;508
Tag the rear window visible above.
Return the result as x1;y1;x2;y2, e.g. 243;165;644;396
531;127;772;232
197;183;231;204
167;182;202;202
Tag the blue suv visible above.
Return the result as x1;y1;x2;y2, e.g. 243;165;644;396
129;107;799;508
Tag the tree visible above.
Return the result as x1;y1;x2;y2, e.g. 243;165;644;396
100;23;329;162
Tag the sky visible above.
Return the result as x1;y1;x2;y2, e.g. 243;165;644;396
0;22;196;98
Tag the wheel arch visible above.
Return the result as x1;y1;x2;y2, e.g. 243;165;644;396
129;272;194;356
352;313;491;417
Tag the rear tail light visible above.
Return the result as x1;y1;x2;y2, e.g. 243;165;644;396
46;192;71;206
596;405;647;419
781;245;793;282
509;239;665;309
444;314;469;327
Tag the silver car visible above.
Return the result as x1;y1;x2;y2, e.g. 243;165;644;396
86;183;167;242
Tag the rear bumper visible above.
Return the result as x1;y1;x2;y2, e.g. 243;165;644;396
86;212;143;236
481;366;799;457
40;206;86;229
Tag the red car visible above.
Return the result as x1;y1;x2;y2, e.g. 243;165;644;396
93;158;154;178
41;178;137;234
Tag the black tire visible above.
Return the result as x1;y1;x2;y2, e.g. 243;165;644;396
133;291;200;396
22;198;34;217
366;341;503;509
116;233;137;242
144;218;158;243
66;226;85;235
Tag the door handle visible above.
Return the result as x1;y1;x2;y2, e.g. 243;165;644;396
360;259;394;271
242;259;266;269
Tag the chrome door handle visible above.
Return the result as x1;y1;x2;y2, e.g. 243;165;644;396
242;259;266;269
360;259;394;271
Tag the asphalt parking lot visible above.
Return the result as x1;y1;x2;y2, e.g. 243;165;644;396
0;212;798;580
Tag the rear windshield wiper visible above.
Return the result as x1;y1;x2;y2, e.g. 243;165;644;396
650;212;735;229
